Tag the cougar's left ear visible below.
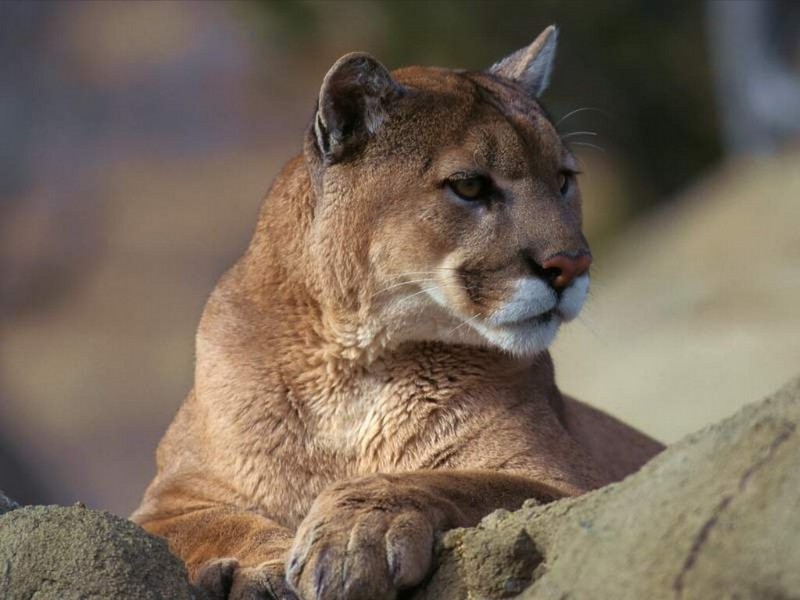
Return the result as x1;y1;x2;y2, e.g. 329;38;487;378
489;25;558;97
315;52;403;163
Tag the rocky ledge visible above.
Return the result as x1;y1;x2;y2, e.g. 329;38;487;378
2;376;799;599
0;504;200;599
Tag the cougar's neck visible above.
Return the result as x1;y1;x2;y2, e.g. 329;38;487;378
195;155;381;406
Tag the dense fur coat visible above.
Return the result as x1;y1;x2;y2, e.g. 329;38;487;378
133;27;663;600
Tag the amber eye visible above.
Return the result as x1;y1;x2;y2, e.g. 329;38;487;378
447;176;491;201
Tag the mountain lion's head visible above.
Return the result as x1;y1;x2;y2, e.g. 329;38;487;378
279;26;590;359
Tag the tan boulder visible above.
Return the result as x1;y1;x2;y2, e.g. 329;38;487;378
413;375;800;600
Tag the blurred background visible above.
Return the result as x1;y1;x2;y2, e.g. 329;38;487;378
1;0;798;516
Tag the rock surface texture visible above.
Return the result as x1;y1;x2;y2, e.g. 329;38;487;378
0;376;798;599
412;375;800;600
0;504;201;599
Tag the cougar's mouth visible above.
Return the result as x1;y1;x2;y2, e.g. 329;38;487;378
427;273;589;357
520;308;556;325
493;308;558;330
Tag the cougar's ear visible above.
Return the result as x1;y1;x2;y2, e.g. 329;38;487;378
489;25;558;97
314;52;403;163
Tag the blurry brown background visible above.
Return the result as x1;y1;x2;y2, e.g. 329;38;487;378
1;0;798;516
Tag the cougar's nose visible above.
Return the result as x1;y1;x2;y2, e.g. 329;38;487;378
541;253;592;290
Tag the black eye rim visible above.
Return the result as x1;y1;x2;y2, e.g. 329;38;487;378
559;169;579;196
444;173;494;203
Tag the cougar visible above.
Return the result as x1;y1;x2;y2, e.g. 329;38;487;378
133;26;663;600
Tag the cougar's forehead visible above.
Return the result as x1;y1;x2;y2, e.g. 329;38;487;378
390;66;563;174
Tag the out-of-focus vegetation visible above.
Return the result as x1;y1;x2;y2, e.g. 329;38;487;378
246;0;720;214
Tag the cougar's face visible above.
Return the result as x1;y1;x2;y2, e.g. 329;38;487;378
367;70;591;357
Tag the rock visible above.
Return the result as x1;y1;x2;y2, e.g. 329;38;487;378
0;490;18;516
412;375;800;600
2;380;797;600
0;503;203;600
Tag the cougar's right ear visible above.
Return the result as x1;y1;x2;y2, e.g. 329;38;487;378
314;52;404;163
489;25;558;97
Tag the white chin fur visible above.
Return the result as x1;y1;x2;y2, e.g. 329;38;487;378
486;278;556;326
422;274;589;357
476;274;589;357
472;314;561;357
557;274;589;321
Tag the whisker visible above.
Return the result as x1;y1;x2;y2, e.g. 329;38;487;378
398;285;465;302
371;278;439;298
373;269;479;298
382;267;461;278
569;141;607;154
448;312;482;336
393;287;439;304
561;131;598;139
577;314;604;341
381;273;450;281
392;279;475;304
556;107;610;127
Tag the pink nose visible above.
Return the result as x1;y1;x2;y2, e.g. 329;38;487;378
541;253;592;289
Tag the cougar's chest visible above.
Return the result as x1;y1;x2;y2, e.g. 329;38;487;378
317;344;547;474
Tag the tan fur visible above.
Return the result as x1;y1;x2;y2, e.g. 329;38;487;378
133;30;663;600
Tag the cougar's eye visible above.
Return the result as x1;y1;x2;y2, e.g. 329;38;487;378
558;171;574;196
447;175;492;202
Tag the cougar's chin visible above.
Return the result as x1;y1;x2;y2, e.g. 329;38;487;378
423;274;589;357
472;312;562;357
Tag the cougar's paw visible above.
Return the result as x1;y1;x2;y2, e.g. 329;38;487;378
196;557;298;600
286;476;443;600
